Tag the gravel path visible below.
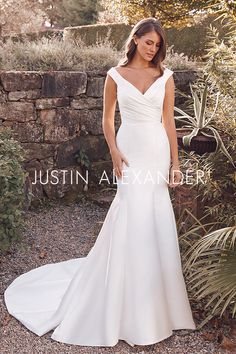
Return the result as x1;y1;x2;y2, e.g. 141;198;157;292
0;198;234;354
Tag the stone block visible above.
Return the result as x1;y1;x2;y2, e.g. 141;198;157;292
35;97;70;109
20;143;56;161
39;108;80;143
0;71;42;91
0;102;36;122
86;76;105;97
8;90;41;101
56;134;109;168
71;96;102;109
2;121;43;142
41;71;87;97
41;166;85;199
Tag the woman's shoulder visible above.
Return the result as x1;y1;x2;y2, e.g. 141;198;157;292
106;66;120;84
107;66;114;73
107;65;123;70
163;66;174;74
162;66;174;84
107;65;122;75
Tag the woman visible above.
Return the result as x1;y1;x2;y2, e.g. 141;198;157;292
4;17;196;347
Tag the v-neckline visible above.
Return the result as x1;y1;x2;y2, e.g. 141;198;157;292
113;67;166;96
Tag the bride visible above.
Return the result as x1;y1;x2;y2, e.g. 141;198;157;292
4;17;196;347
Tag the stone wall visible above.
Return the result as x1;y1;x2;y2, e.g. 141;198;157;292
0;69;197;204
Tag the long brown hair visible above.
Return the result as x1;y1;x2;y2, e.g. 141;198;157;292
118;17;167;76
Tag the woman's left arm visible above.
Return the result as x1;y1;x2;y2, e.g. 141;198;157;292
162;75;179;167
162;75;181;187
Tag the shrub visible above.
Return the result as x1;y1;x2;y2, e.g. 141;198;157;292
164;44;198;70
0;32;198;71
0;128;27;253
0;34;119;71
194;19;236;225
177;16;236;328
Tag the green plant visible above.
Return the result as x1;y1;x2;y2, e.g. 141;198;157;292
0;34;119;71
75;148;91;192
178;16;236;226
175;8;236;331
177;208;236;328
203;20;236;97
0;128;27;253
0;29;199;72
174;81;235;167
75;148;91;170
165;44;198;70
183;224;236;328
196;151;235;226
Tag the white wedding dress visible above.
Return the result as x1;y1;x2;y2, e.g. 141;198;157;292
4;66;196;347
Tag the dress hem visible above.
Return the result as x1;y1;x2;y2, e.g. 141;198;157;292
50;326;196;347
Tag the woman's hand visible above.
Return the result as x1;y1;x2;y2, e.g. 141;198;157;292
110;147;129;180
168;164;182;188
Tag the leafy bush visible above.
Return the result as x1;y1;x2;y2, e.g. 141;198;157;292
194;18;236;225
178;209;236;328
164;44;198;70
0;34;119;71
0;128;27;253
0;32;198;71
177;16;236;328
175;16;236;226
184;225;236;328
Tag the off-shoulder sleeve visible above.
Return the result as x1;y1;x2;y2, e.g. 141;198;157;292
164;68;174;82
106;67;119;84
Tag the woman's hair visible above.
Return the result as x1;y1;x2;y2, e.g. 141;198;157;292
118;17;167;76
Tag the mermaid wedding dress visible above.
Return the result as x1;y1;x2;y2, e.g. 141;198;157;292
4;66;196;347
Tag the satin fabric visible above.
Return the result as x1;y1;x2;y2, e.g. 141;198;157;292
4;66;196;347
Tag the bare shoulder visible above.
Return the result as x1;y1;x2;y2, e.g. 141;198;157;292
114;65;125;74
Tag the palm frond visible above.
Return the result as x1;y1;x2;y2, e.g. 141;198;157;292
182;226;236;324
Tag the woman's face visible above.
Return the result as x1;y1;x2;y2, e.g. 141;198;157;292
133;31;161;61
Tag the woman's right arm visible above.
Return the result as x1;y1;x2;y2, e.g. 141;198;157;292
102;74;129;179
